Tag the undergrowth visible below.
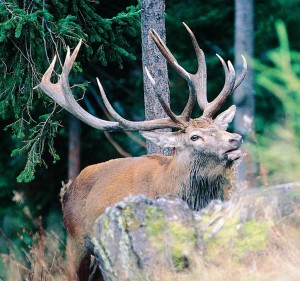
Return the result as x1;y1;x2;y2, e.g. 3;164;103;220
1;223;68;281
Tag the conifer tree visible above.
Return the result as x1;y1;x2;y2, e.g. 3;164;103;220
0;0;140;182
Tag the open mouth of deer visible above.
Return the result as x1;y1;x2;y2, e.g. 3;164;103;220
224;148;242;161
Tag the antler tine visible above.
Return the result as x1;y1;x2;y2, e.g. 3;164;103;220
150;29;190;81
36;55;67;107
144;67;186;127
202;55;236;118
96;77;183;131
182;23;208;113
233;54;247;91
96;77;138;128
62;40;82;76
216;53;229;76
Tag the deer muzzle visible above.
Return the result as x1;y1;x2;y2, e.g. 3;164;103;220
224;135;243;161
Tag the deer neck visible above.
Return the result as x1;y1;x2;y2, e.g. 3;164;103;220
166;150;228;211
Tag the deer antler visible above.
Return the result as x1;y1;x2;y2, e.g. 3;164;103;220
202;54;247;118
150;23;207;122
36;41;184;132
37;24;247;132
150;23;247;119
144;66;187;126
37;40;120;131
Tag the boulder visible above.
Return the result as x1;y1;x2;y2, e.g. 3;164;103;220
93;182;300;281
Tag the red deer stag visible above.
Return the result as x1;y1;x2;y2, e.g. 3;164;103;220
36;23;246;281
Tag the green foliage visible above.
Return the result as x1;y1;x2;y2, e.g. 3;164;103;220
256;20;300;139
254;20;300;183
11;112;61;183
0;0;140;182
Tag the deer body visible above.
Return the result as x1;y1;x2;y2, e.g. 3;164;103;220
62;120;242;280
37;23;247;281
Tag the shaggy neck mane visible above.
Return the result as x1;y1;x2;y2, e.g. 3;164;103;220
179;154;230;211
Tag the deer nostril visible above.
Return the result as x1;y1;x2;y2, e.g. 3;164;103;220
229;136;243;148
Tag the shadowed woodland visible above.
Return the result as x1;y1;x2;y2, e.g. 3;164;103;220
0;0;300;280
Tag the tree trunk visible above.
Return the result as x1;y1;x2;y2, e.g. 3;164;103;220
234;0;256;189
93;183;300;281
141;0;172;155
68;115;81;181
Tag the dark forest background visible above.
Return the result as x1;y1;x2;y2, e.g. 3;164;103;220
0;0;300;279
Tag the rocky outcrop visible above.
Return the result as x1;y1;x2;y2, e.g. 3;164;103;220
92;182;300;281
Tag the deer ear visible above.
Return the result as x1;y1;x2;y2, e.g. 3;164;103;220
214;105;236;130
140;131;181;148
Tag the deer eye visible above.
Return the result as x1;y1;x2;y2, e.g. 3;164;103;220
191;135;200;141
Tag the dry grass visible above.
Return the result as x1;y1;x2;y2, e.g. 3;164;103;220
1;227;68;281
3;233;300;281
166;249;300;281
153;222;300;281
3;226;300;281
